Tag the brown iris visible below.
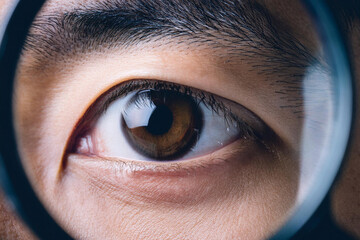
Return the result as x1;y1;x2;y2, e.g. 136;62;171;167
121;90;202;160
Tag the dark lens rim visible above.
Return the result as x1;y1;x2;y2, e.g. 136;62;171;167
0;0;73;239
271;0;355;239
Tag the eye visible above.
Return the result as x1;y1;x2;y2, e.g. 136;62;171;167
120;89;203;160
68;80;267;162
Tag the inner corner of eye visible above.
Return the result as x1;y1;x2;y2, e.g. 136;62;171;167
65;127;93;157
72;134;93;155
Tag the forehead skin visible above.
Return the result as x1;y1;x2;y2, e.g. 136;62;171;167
0;0;359;239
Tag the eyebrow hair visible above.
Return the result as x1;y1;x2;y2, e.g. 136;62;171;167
25;0;315;71
23;0;318;116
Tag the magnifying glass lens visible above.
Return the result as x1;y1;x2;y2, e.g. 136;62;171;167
0;0;353;239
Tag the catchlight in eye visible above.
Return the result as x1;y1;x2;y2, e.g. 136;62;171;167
70;80;265;162
122;89;203;160
3;1;355;239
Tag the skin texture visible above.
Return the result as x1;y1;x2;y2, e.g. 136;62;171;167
331;20;360;238
0;0;359;239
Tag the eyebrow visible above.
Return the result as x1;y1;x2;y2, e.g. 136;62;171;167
24;0;315;72
23;0;318;116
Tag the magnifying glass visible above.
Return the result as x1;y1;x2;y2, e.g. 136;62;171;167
0;0;355;239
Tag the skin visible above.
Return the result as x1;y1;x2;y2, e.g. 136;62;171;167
0;0;359;239
331;19;360;238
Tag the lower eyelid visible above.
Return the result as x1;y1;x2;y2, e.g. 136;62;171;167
66;79;274;165
65;138;270;204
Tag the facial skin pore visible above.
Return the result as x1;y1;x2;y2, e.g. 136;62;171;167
0;0;359;239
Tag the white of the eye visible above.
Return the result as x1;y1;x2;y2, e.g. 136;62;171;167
93;92;145;160
186;108;239;159
93;92;240;161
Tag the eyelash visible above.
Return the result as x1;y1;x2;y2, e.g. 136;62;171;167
68;79;261;153
112;80;257;133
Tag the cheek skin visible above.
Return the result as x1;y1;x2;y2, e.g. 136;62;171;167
53;145;297;240
0;191;35;240
65;141;292;206
14;49;299;239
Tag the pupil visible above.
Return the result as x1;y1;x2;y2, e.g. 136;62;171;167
146;105;173;135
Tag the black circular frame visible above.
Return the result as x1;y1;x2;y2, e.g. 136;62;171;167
0;0;355;240
0;0;72;239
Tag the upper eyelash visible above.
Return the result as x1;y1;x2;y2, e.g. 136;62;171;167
99;79;258;140
103;79;230;118
103;80;229;120
68;79;263;154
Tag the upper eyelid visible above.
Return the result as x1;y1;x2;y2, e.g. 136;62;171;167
65;78;278;163
70;79;266;142
97;79;237;117
83;79;238;125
